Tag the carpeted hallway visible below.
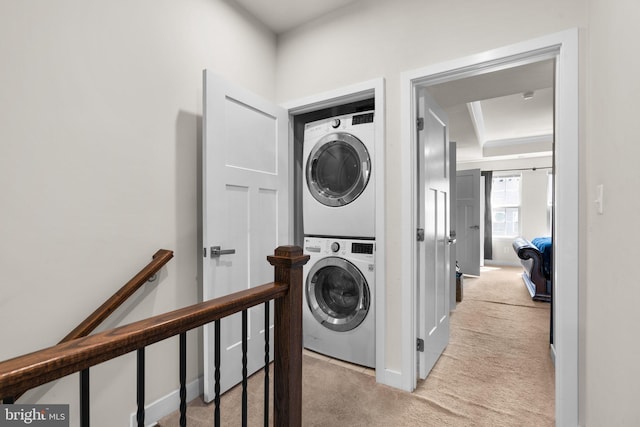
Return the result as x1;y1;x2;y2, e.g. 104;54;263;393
159;265;554;426
413;265;554;426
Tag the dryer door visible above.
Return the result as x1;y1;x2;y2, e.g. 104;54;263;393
306;132;371;207
306;257;370;332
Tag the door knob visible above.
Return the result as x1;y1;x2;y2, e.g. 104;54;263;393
210;246;236;258
447;237;457;245
470;225;480;230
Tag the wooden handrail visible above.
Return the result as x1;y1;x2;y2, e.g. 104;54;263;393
60;249;174;343
0;245;309;427
0;282;285;398
9;249;174;402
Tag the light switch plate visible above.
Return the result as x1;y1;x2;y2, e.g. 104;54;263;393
595;184;604;215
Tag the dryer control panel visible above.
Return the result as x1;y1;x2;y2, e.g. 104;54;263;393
352;112;374;125
352;242;374;254
303;237;375;259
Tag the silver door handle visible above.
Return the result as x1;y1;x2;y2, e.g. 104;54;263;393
210;246;236;258
447;238;456;245
470;225;480;230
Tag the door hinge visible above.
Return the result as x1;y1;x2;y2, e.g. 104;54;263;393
417;338;425;352
203;247;207;258
417;228;425;242
416;117;424;131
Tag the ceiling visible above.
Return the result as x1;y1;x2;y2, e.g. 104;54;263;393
230;0;555;163
427;60;555;163
231;0;359;34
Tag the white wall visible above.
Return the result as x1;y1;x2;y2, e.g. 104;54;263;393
0;1;276;425
585;0;640;424
277;0;587;375
521;170;552;239
4;0;640;425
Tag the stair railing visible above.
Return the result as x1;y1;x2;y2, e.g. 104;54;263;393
0;245;308;427
9;249;174;402
62;248;174;342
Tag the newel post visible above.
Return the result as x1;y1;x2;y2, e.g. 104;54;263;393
267;245;309;427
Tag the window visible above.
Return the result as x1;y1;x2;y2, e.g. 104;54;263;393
491;175;521;237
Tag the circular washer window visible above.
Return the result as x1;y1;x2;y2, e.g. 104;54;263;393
306;132;371;207
306;257;370;332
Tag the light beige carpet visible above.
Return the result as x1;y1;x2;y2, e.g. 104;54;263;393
413;266;555;426
160;265;554;426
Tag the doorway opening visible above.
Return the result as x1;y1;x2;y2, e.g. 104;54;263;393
401;29;579;426
282;78;388;382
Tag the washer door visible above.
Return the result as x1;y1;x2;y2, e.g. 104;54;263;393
306;257;370;332
306;132;371;207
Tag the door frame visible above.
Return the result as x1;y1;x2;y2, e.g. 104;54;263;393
281;78;387;382
449;142;457;312
400;29;579;426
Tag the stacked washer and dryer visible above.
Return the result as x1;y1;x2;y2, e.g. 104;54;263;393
302;111;376;368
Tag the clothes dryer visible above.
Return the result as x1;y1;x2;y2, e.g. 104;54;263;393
303;111;375;238
302;236;375;368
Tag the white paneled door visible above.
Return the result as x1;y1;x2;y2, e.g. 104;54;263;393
416;87;451;379
456;169;481;276
202;71;289;401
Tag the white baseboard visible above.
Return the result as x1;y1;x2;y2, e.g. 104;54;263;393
130;376;203;427
483;259;520;267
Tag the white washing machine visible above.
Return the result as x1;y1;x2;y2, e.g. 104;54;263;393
303;111;375;238
302;236;375;368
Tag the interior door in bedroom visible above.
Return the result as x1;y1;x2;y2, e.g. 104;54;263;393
416;87;451;379
456;168;481;276
202;71;289;401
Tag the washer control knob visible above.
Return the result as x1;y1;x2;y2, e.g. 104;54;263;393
330;242;340;253
331;119;341;128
